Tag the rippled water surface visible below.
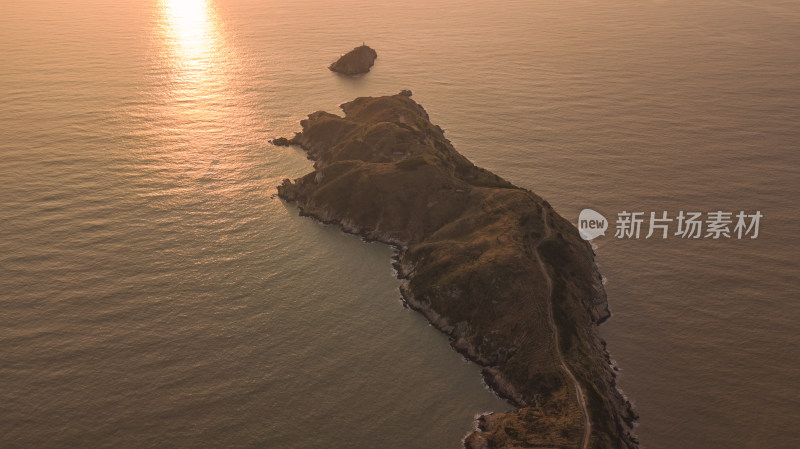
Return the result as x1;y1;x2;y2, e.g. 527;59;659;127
1;1;798;448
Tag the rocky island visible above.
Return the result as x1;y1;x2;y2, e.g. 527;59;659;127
328;44;378;75
275;92;638;448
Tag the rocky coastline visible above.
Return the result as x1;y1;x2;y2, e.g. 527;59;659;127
274;92;638;448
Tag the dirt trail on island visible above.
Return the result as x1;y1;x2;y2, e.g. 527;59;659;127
534;211;591;449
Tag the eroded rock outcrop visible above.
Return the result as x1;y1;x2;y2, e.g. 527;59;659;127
328;44;378;75
275;92;638;449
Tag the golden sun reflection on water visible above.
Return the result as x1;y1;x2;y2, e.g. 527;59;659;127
161;0;220;77
155;0;242;181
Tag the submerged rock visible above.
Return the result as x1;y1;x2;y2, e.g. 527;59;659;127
276;92;638;449
328;44;378;75
270;137;294;146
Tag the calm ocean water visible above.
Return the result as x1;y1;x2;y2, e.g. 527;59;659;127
1;1;798;448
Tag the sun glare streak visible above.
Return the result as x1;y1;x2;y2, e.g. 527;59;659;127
162;0;218;72
154;0;257;184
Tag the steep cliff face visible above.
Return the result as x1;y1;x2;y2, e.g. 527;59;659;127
275;92;638;449
328;44;378;75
